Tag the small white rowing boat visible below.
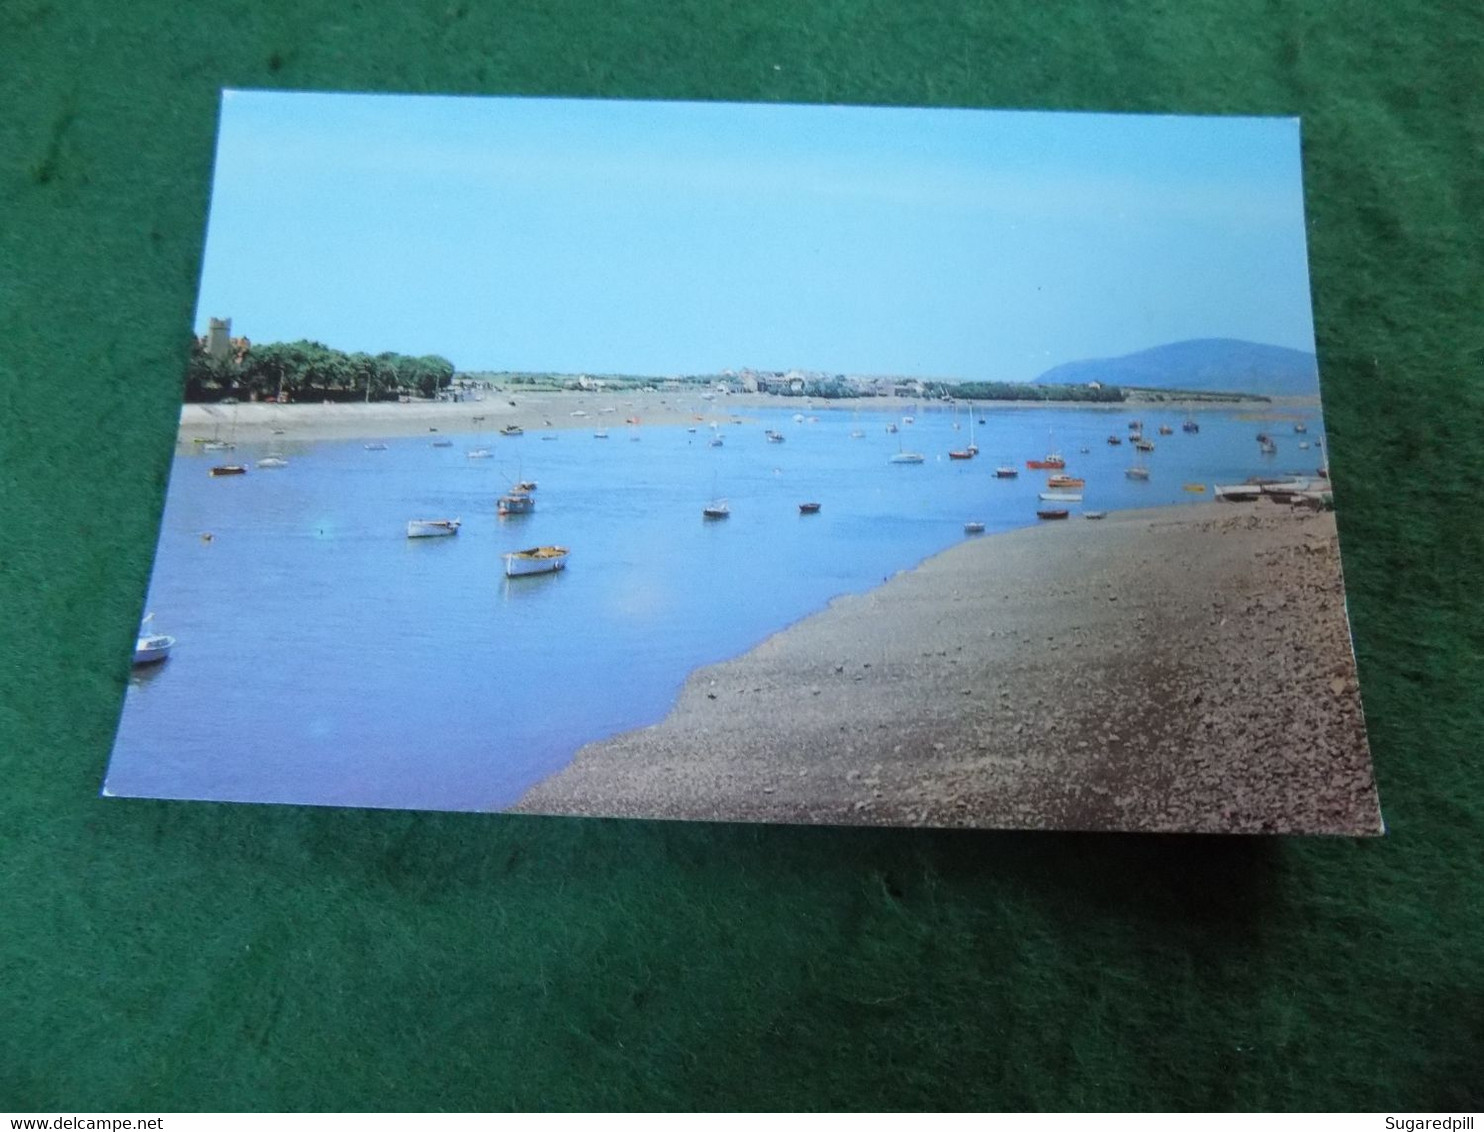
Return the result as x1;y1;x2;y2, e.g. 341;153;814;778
407;519;461;538
503;546;569;576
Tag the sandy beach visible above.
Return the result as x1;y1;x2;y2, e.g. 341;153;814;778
509;501;1380;834
179;390;1292;444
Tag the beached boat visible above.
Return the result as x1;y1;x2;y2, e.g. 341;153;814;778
407;518;461;538
994;466;1019;479
497;492;534;516
799;502;822;514
1083;511;1107;520
963;521;985;534
256;456;289;468
500;424;524;436
209;465;247;476
1026;454;1066;469
1047;474;1084;489
1182;483;1207;493
133;615;174;666
503;546;569;576
1036;508;1070;520
201;416;238;451
1214;484;1260;502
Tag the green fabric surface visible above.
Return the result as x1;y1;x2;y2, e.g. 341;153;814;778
2;0;1480;1112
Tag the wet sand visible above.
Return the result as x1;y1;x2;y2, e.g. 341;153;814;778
179;390;1290;444
509;502;1380;835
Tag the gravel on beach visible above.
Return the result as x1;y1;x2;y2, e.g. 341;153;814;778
509;502;1381;834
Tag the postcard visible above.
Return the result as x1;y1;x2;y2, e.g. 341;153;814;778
105;92;1381;833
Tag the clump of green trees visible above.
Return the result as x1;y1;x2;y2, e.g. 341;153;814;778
927;381;1125;402
185;339;455;402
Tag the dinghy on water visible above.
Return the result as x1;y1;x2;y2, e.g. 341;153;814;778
503;546;570;576
407;519;461;538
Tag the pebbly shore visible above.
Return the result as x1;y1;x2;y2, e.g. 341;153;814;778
509;502;1381;835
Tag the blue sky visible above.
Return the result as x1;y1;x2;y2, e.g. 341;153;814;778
195;92;1317;382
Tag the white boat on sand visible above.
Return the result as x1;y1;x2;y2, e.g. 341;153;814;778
503;546;569;576
407;518;461;538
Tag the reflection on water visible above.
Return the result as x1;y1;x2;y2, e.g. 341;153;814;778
106;403;1323;812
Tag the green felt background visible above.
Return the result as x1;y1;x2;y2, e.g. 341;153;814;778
2;0;1481;1112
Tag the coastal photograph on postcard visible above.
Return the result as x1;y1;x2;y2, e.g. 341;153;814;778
106;92;1381;834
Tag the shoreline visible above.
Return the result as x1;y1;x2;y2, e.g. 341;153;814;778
507;500;1379;835
178;391;1305;444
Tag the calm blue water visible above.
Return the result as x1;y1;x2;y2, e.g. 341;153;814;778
106;403;1324;812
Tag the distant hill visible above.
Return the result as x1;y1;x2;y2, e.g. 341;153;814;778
1034;339;1318;397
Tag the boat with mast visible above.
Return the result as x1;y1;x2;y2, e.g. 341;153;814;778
1126;447;1150;481
889;435;926;465
133;614;175;666
948;404;978;459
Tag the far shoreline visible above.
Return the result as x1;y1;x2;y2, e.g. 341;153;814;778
180;389;1312;444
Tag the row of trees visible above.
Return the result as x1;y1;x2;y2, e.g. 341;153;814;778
926;381;1126;402
185;339;456;402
